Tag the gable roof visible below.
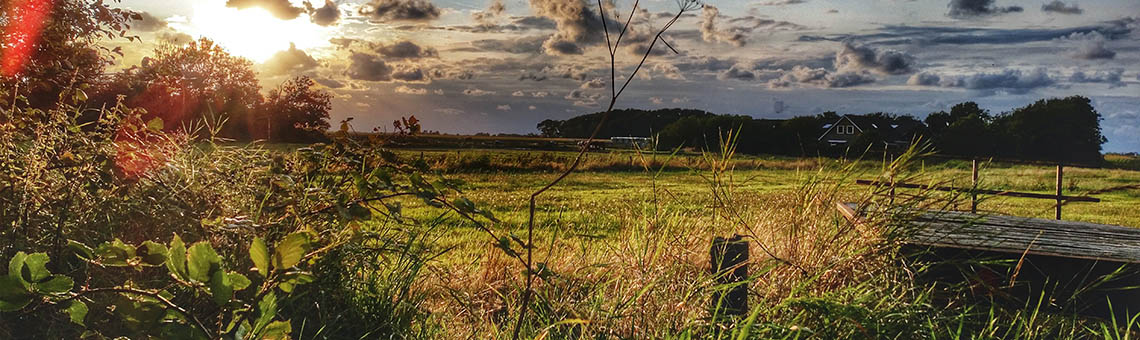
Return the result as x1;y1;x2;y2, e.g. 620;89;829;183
818;114;924;142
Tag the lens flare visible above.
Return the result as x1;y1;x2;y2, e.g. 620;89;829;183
1;0;56;77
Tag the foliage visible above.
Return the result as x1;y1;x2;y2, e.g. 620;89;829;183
0;0;136;109
260;76;332;142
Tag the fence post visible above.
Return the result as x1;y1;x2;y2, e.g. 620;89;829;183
971;159;978;213
710;235;749;317
1055;164;1063;220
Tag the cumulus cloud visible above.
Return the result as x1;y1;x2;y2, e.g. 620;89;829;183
717;64;758;81
261;43;318;75
376;40;439;59
767;66;875;88
314;77;345;89
463;88;496;96
497;104;512;111
470;36;545;54
1061;31;1116;59
564;89;602;106
346;53;393;81
1041;1;1082;14
947;0;1023;18
527;0;618;55
580;78;606;89
359;0;441;22
130;11;167;32
226;0;304;20
158;31;193;45
531;91;550;97
473;0;506;24
394;85;428;94
834;41;916;75
512;91;526;96
700;5;746;47
649;97;664;104
305;0;341;26
908;68;1056;92
392;65;427;82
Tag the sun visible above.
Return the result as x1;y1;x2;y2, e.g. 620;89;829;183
170;0;333;63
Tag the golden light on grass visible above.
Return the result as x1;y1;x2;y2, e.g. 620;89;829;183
171;0;332;63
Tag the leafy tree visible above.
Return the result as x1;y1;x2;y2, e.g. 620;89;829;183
259;76;332;142
0;0;137;109
995;96;1105;163
103;38;262;138
537;119;563;137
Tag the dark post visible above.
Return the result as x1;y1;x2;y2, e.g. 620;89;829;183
710;235;749;317
971;159;979;213
1056;164;1063;220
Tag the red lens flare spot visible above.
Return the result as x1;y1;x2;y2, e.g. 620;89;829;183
2;0;57;77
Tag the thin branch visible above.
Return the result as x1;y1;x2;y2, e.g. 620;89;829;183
63;287;211;337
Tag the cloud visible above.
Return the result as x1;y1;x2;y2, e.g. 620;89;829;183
947;0;1023;18
473;0;506;24
261;43;318;75
531;91;550;97
346;52;393;81
700;5;746;47
1041;1;1082;14
672;97;690;104
1061;31;1116;59
394;85;428;94
767;66;875;88
528;105;537;110
580;78;606;89
527;0;618;55
158;31;193;45
130;11;167;32
649;97;664;104
512;91;526;96
799;19;1136;46
834;41;915;75
314;77;345;89
376;40;439;59
305;0;341;26
497;104;512;111
756;0;806;5
226;0;304;20
392;65;427;82
470;36;546;54
359;0;440;22
463;88;496;96
717;64;758;81
909;68;1056;92
564;89;602;106
1069;69;1125;87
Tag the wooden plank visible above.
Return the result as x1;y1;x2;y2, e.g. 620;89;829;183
841;203;1140;263
854;180;1101;202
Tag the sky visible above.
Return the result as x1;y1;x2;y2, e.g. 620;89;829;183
107;0;1140;152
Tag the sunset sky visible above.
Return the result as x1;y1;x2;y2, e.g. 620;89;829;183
106;0;1140;152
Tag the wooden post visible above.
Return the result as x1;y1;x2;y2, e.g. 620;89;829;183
710;235;748;317
1056;164;1063;220
971;159;978;213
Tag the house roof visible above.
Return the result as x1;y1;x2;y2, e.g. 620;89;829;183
818;114;923;142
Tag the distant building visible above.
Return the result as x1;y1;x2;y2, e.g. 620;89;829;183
818;114;922;147
610;136;653;149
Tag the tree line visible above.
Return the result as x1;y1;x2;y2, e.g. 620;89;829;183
1;1;331;142
538;96;1107;164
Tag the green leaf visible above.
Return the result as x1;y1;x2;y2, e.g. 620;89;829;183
94;239;136;267
228;272;251;291
209;269;233;306
278;271;315;293
168;235;188;281
23;253;51;282
261;320;291;339
65;300;88;326
33;275;73;294
187;242;221;283
0;276;31;312
67;240;94;260
139;241;169;266
454;197;476;214
250;237;269;277
272;233;310;270
147;117;164;130
8;252;28;288
253;292;278;334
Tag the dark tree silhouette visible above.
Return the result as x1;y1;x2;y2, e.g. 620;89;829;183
260;76;332;142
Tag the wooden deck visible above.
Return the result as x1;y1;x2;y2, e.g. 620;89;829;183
841;203;1140;263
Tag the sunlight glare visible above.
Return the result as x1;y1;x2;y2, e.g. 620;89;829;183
171;0;332;63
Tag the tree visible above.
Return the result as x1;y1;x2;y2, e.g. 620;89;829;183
105;38;262;138
536;119;562;137
996;96;1105;163
0;0;136;109
260;76;332;142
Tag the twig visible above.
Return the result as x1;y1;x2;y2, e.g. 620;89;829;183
63;287;212;337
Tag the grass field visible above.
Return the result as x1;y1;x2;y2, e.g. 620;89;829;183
373;147;1140;337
